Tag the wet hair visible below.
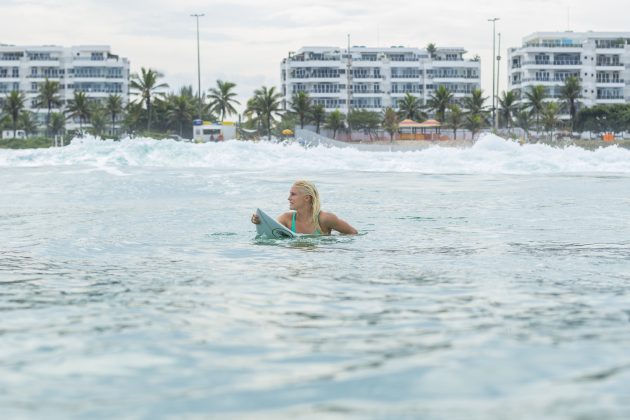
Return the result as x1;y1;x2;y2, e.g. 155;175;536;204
293;180;321;231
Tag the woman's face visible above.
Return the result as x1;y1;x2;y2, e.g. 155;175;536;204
288;185;310;210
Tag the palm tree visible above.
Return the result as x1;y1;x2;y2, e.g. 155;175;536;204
244;96;263;134
560;76;581;132
49;112;66;137
290;91;311;129
515;110;532;141
382;107;399;142
208;80;240;121
426;43;437;59
166;94;194;136
105;94;123;138
542;101;560;140
463;88;488;118
524;85;546;138
129;67;169;132
447;104;464;139
396;93;425;121
2;91;26;137
65;91;91;133
325;109;345;139
498;90;519;131
122;102;144;136
253;86;283;140
465;114;484;140
427;85;453;123
311;104;326;134
19;111;39;136
35;78;62;136
89;103;107;137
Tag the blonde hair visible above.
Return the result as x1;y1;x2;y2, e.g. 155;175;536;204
293;180;321;231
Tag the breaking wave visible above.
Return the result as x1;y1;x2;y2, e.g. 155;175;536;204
1;134;630;174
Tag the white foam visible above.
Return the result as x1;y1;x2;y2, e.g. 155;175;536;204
1;134;629;174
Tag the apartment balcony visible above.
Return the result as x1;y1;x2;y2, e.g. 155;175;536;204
521;77;561;83
522;60;582;67
390;75;420;80
433;75;480;81
353;90;384;95
511;63;522;69
521;44;582;51
596;79;625;86
596;62;624;68
290;75;342;80
288;60;340;67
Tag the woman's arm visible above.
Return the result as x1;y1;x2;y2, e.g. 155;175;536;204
322;212;357;235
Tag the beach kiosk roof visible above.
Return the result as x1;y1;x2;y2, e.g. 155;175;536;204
417;119;441;127
398;119;424;128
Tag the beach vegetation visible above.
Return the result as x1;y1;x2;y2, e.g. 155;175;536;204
560;76;582;132
347;110;381;140
208;80;240;121
542;101;560;140
88;103;108;137
427;85;453;123
130;67;169;132
49;112;66;137
2;90;26;138
382;107;399;142
19;111;39;136
311;104;326;134
35;78;62;137
65;91;91;133
447;104;464;139
165;93;195;137
105;94;123;139
325;109;345;139
524;85;546;138
396;93;425;121
251;86;283;140
290;91;312;129
498;90;519;132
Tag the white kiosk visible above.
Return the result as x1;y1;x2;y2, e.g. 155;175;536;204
192;120;236;143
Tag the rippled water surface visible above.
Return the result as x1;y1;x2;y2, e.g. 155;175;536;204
1;136;630;419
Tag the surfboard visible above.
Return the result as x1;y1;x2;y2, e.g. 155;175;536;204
255;208;296;239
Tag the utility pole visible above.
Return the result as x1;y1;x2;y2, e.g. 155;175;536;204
496;32;501;130
191;13;205;119
346;34;352;117
488;17;499;131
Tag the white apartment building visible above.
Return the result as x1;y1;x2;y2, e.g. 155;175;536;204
508;32;630;111
0;44;130;130
281;46;481;116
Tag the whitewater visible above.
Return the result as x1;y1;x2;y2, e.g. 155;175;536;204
1;134;629;419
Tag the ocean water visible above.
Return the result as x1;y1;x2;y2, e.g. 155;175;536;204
1;135;629;419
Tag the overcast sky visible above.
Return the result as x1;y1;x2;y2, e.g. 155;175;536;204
2;0;627;111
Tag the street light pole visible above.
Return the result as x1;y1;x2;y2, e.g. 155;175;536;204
488;17;499;131
191;13;205;119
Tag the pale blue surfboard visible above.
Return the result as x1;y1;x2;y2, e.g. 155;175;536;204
256;208;296;239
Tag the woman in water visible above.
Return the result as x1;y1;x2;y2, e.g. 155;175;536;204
251;180;357;235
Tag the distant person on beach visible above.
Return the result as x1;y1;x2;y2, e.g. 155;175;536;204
251;180;358;235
